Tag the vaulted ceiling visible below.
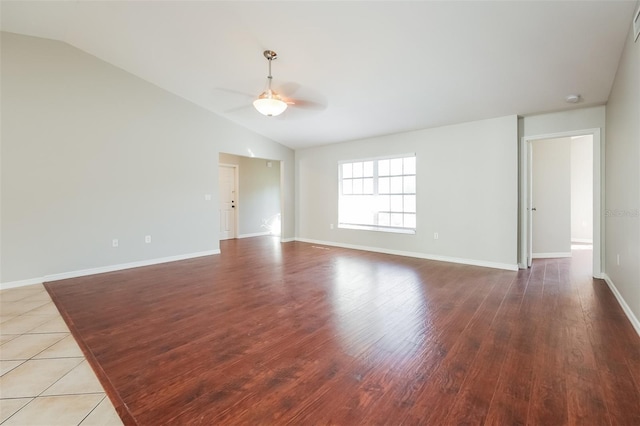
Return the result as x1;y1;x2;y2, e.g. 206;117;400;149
1;1;636;149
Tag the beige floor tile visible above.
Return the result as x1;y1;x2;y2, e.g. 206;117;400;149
28;316;71;334
0;357;83;398
0;285;45;302
19;291;52;303
0;300;51;317
42;360;105;396
34;334;83;359
80;396;124;426
0;334;18;345
0;359;25;376
0;284;123;425
0;332;67;360
1;316;16;324
0;397;33;423
22;301;61;316
2;394;105;426
0;314;52;335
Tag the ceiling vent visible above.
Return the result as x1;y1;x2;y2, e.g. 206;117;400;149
634;4;640;42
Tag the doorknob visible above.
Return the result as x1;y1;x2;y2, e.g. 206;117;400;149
531;207;537;211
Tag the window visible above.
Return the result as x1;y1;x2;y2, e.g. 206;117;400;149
339;154;416;234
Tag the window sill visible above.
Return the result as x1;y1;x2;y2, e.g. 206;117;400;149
338;224;416;235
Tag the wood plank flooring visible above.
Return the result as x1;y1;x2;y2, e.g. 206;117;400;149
44;238;640;425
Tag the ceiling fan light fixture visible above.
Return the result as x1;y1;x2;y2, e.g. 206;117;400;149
253;89;288;116
254;50;288;117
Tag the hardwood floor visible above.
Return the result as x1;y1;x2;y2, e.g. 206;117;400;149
44;238;640;425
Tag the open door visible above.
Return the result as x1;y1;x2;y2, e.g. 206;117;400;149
527;141;533;267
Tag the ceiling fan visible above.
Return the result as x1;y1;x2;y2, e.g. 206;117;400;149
214;50;326;118
246;50;327;118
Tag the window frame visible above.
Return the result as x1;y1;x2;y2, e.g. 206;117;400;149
338;153;416;234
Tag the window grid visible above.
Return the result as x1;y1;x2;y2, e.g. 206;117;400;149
339;155;416;233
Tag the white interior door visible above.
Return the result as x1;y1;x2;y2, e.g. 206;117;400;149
527;141;533;267
530;138;573;259
219;165;237;240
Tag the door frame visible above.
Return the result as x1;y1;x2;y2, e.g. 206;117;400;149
519;128;603;278
219;163;239;240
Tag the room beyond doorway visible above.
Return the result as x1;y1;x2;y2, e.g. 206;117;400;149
530;135;593;257
521;129;602;278
218;153;282;241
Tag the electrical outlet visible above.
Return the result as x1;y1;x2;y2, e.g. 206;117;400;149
434;232;439;240
330;224;334;230
145;235;152;244
204;194;212;201
112;239;119;247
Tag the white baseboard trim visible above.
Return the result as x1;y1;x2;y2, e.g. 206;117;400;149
237;232;271;239
0;250;220;290
0;277;44;291
603;274;640;337
45;250;220;282
295;238;518;271
280;238;295;243
571;238;593;244
532;252;572;259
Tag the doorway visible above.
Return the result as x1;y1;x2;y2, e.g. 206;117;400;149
521;129;602;277
219;153;283;241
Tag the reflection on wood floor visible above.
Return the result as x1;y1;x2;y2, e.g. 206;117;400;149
45;237;640;425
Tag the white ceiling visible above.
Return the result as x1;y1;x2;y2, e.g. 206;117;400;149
1;1;636;149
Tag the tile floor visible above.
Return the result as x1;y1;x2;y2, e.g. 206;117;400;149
0;284;123;425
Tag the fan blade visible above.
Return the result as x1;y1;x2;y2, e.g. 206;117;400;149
275;82;327;113
224;104;252;114
275;82;301;97
212;87;254;99
285;98;326;111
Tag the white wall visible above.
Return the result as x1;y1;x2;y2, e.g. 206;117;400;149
296;115;519;270
0;32;295;286
571;136;594;243
604;8;640;333
531;138;571;257
219;153;281;237
523;106;606;137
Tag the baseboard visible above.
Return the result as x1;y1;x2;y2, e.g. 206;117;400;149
0;277;44;291
532;252;572;259
295;238;518;271
571;238;593;244
45;250;221;282
237;232;271;239
280;238;295;243
603;274;640;337
1;250;220;290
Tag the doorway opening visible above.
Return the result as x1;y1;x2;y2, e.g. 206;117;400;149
520;129;602;277
218;153;282;242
